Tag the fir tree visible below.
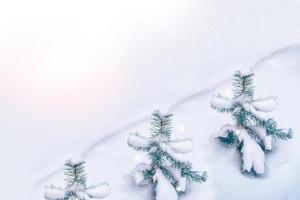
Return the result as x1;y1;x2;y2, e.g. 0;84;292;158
211;70;293;175
128;110;207;200
44;158;110;200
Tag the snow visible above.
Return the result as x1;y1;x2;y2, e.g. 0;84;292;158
166;166;187;192
29;51;300;199
127;133;149;148
169;139;194;154
44;187;65;199
45;184;110;200
76;191;90;200
128;121;195;197
216;125;268;174
1;1;300;200
131;163;151;186
242;102;269;121
69;156;85;166
65;183;85;193
253;97;277;112
86;184;111;199
175;176;187;193
211;95;233;110
158;107;171;117
32;52;300;199
153;169;178;200
252;126;272;151
238;129;266;174
238;68;253;76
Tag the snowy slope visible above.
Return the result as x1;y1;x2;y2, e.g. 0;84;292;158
33;46;300;200
0;1;300;199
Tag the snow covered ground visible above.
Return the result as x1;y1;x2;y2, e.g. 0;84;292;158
0;1;300;199
32;50;300;200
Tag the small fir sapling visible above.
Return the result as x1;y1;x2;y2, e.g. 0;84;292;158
44;157;110;200
128;109;207;200
211;70;293;175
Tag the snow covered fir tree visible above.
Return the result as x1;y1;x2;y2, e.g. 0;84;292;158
127;109;207;200
44;157;110;200
211;70;293;175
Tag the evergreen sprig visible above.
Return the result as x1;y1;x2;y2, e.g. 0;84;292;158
150;110;172;140
44;159;110;200
127;132;150;152
233;71;255;99
212;70;293;175
64;160;87;188
265;119;293;140
129;110;207;199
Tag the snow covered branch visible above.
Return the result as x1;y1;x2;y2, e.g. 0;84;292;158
238;129;265;175
128;110;207;199
44;160;110;200
211;95;233;112
211;70;293;175
44;186;65;200
253;97;277;112
169;139;194;154
127;132;149;151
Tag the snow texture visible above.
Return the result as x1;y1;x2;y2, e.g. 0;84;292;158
169;139;194;154
153;169;178;200
238;68;253;76
4;2;299;199
128;114;197;198
45;184;110;200
35;53;300;200
127;133;149;148
44;187;65;200
213;70;280;175
211;95;233;110
213;92;270;174
65;183;85;193
252;126;272;151
131;163;151;186
166;166;187;192
86;184;111;199
238;129;265;174
239;100;269;121
31;49;300;200
253;97;277;112
158;107;171;117
76;191;89;200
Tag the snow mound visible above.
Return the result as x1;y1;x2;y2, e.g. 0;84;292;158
211;95;232;110
253;97;277;112
153;169;178;200
86;184;111;199
252;126;272;151
44;186;65;200
127;133;148;148
238;129;265;174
